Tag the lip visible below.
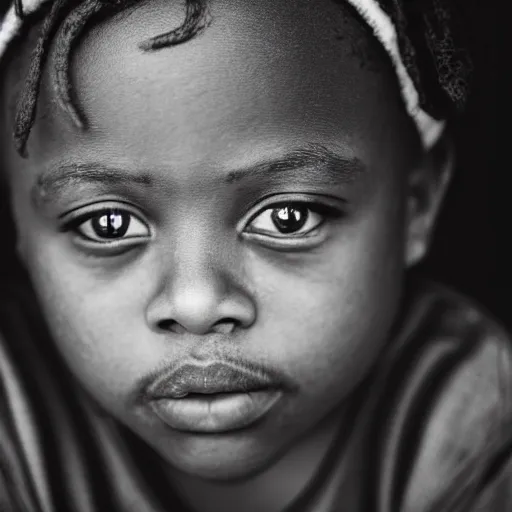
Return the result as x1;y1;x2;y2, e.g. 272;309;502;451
143;359;288;433
146;361;282;399
149;390;283;433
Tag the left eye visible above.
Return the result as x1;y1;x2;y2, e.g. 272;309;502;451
73;208;150;242
246;203;325;237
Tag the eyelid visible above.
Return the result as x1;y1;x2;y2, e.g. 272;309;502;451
237;193;344;233
60;201;149;227
58;198;152;220
59;202;153;253
246;208;326;239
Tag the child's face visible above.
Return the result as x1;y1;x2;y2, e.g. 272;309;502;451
2;0;433;480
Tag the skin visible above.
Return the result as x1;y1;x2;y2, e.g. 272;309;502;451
1;0;452;510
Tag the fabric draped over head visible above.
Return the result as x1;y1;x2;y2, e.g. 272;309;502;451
0;0;473;150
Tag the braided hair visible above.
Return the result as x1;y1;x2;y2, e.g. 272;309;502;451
379;0;473;118
1;0;473;157
4;0;209;156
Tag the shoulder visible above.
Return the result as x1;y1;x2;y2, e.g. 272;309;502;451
0;284;54;511
0;284;163;512
402;278;512;428
385;278;512;512
0;282;94;511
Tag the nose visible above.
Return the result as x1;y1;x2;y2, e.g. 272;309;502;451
145;247;257;336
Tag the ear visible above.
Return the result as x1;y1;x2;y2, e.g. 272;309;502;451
405;128;454;267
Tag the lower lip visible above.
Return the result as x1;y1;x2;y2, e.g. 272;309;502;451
149;390;282;433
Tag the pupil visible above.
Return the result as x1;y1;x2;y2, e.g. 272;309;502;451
271;205;308;233
92;210;130;238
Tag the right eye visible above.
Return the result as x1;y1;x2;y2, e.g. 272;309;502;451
67;208;151;243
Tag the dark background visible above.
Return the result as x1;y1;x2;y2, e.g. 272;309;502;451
415;1;505;326
1;1;504;328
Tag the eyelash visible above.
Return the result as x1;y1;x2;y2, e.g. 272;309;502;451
245;201;340;235
60;203;152;250
60;198;343;253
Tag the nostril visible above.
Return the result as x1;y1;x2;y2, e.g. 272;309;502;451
157;320;187;334
211;319;238;335
156;319;239;335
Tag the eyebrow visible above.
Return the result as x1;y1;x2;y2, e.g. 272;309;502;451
32;144;364;208
32;164;153;208
225;144;365;185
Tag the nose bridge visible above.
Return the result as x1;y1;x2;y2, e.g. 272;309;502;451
146;223;256;334
171;221;234;284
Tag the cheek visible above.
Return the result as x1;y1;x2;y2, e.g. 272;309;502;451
257;179;406;397
20;236;164;406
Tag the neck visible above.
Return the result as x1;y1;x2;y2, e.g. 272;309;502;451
166;407;351;512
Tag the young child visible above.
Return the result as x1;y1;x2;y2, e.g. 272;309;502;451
0;0;509;511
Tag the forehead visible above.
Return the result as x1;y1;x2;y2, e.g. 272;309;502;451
2;0;414;178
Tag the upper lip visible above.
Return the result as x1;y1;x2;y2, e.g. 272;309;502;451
145;360;283;400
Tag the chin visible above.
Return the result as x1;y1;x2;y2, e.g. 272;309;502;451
178;460;269;483
159;431;286;482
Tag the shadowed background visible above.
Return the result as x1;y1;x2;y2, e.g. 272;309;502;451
415;0;502;325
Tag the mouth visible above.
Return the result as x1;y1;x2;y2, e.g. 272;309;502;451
143;360;287;433
149;389;283;433
146;361;282;398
